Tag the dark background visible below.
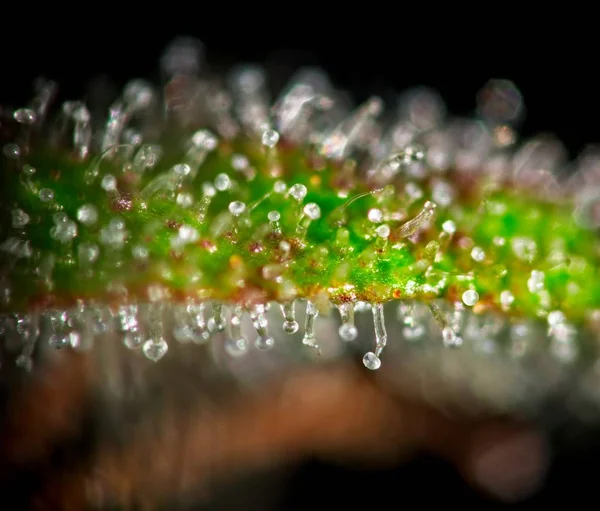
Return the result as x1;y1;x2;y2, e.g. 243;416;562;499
1;19;599;509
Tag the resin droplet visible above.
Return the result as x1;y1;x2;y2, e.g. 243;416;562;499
225;306;248;357
337;302;357;341
462;289;479;307
250;304;274;350
281;301;299;334
397;201;436;238
363;351;381;370
302;300;320;351
143;338;168;361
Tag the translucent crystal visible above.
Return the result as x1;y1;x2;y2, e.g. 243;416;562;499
302;300;319;350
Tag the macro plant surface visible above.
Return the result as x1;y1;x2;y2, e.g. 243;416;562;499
1;37;600;389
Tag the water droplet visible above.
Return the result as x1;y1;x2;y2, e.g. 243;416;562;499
143;338;168;361
363;351;381;370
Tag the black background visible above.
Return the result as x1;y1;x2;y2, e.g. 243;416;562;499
1;17;599;509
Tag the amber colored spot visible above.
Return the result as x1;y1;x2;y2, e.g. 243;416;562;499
229;255;243;270
310;175;322;187
393;289;402;299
